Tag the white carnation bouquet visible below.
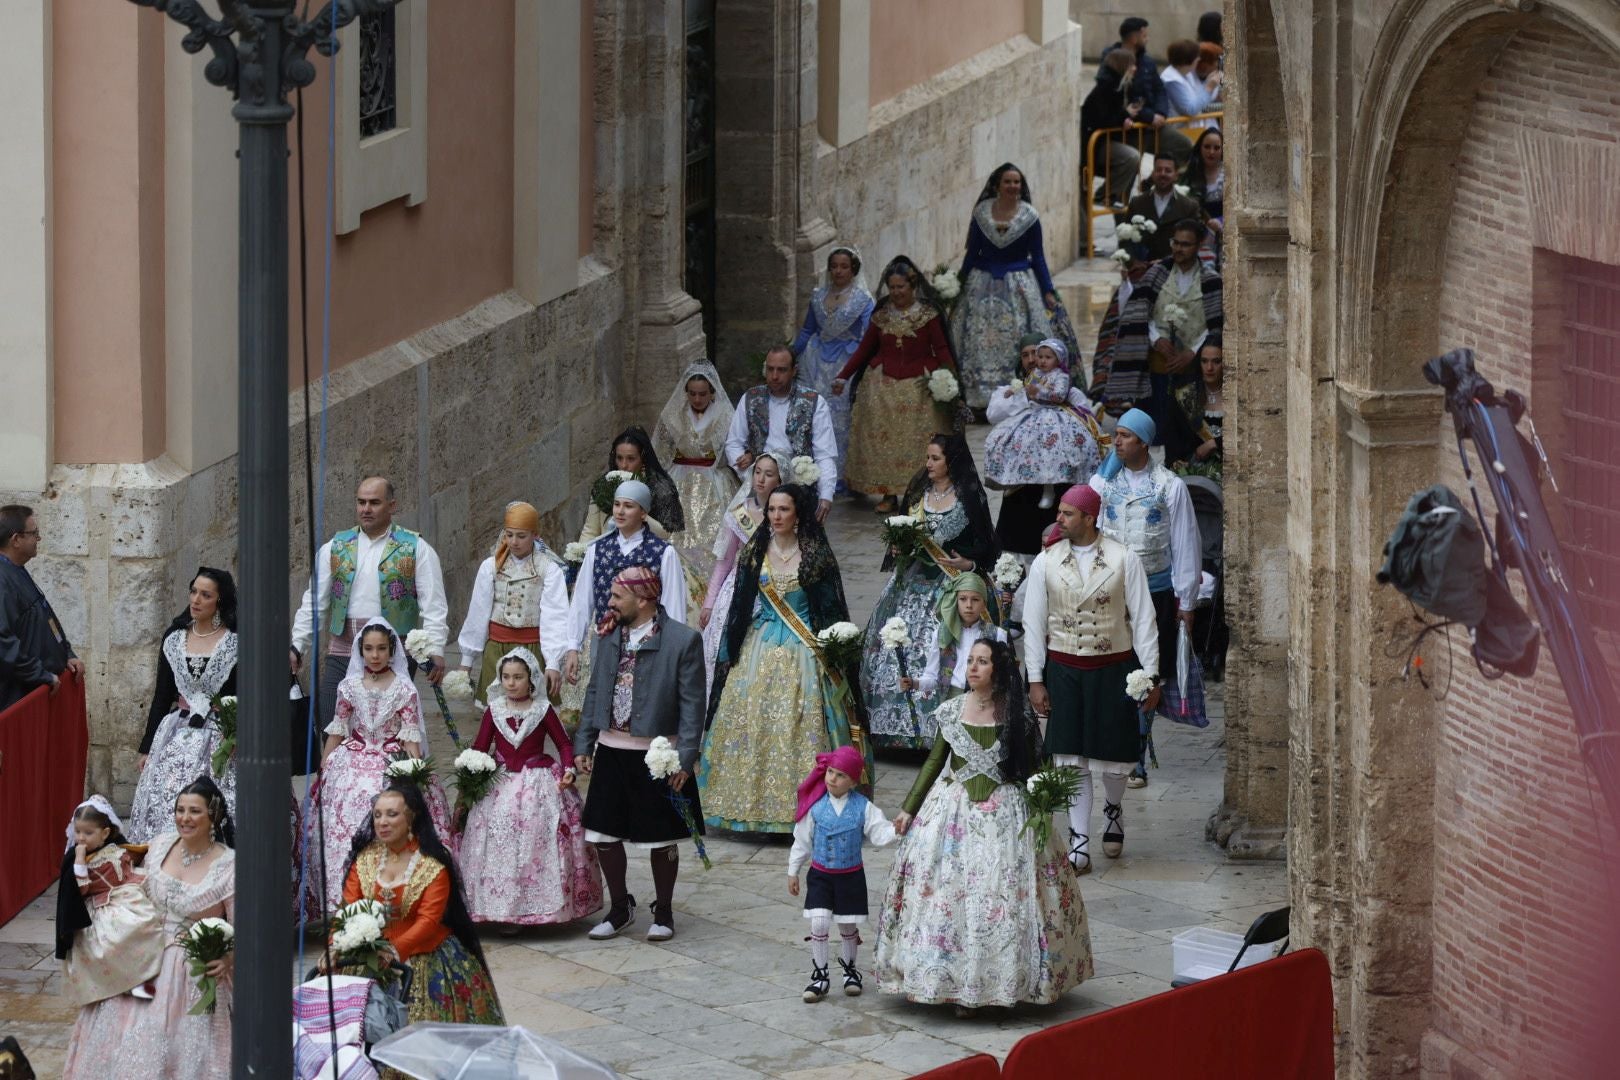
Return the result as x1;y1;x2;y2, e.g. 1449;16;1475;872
179;917;234;1015
1111;249;1133;266
1125;668;1158;702
1131;214;1157;235
452;747;500;829
403;628;435;665
927;367;961;404
929;267;961;301
405;629;464;748
815;621;863;674
791;455;821;486
591;468;640;515
645;736;711;870
992;552;1025;592
1115;222;1143;245
440;669;474;701
384;756;435;783
878;616;911;651
563;541;587;564
329;898;391;979
880;513;927;573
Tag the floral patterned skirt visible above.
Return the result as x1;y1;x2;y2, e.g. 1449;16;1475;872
461;765;603;925
406;934;504;1026
950;268;1053;409
859;562;949;750
62;941;231;1080
845;374;951;496
874;776;1092;1007
984;404;1101;487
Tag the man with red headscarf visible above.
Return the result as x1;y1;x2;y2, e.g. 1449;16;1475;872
1024;484;1161;874
575;565;706;943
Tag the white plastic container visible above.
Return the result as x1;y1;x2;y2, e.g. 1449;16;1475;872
1171;926;1274;984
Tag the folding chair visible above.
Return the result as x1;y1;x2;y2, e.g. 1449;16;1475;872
1171;905;1290;989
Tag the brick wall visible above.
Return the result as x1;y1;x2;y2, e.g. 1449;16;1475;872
1430;26;1619;1077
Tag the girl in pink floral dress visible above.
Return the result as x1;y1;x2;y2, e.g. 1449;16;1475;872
300;617;455;919
461;648;603;926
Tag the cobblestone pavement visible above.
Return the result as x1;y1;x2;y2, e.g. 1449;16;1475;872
0;260;1285;1078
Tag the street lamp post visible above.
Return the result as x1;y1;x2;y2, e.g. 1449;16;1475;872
128;1;400;1073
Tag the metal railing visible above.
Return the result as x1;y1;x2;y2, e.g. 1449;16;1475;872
1084;111;1223;256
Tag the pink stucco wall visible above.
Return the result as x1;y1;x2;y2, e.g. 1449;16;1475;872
868;0;1026;105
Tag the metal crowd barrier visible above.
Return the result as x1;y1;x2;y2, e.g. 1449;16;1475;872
1084;110;1223;256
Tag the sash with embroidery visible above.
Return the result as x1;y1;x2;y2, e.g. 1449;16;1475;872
756;572;869;778
906;503;964;580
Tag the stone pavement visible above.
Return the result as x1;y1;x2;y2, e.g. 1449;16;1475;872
0;259;1285;1078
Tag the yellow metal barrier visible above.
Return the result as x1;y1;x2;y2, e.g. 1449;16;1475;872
1083;111;1223;257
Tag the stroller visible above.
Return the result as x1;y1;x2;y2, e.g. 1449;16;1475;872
293;963;414;1080
1182;476;1230;681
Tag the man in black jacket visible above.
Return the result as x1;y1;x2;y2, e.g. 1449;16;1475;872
0;505;81;710
1099;17;1194;165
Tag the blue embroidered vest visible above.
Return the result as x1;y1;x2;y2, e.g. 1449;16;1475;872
743;385;819;459
327;525;421;637
588;529;669;618
810;792;870;872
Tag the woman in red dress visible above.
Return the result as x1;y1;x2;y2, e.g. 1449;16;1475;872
833;256;959;512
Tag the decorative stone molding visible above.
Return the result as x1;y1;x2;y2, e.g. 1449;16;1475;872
333;0;428;234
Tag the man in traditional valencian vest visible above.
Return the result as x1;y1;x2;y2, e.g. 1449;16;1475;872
291;476;450;729
723;345;839;522
1088;408;1200;788
1025;485;1160;875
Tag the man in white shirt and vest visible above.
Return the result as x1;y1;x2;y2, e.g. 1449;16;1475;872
1025;484;1160;874
1089;408;1201;788
290;476;450;732
724;346;839;522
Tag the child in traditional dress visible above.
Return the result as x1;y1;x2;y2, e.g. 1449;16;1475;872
902;573;1010;703
461;648;604;928
55;797;165;1006
787;745;897;1002
984;339;1099;508
301;617;456;918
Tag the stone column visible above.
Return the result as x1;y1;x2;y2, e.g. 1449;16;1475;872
0;0;51;491
632;0;705;415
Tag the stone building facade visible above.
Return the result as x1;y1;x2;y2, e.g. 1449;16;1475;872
1221;0;1620;1075
0;3;1086;810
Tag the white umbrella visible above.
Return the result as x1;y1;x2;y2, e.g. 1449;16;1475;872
1176;621;1192;719
369;1024;618;1080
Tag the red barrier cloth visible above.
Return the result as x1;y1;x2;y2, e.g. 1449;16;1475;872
0;673;89;924
911;1053;1002;1080
1003;950;1335;1080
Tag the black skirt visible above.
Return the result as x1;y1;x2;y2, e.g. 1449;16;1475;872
581;743;704;844
805;865;869;918
994;485;1053;556
1043;655;1141;762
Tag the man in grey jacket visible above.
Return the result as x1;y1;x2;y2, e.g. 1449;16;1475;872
576;565;706;942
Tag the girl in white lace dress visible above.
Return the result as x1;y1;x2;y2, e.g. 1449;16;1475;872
128;569;239;842
299;617;455;918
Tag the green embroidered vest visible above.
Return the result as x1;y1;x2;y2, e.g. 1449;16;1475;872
327;525;422;637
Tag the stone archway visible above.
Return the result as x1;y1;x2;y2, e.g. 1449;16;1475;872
1213;0;1293;862
1322;2;1620;1074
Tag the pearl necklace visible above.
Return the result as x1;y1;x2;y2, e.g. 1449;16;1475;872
190;621;223;639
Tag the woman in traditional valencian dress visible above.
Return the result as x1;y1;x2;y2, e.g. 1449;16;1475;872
128;568;239;842
699;452;782;696
874;640;1091;1015
950;163;1065;409
699;483;869;833
575;426;685;547
325;782;503;1045
301;617;456;918
790;245;875;485
858;433;1000;750
833;256;958;514
455;500;569;708
63;779;237;1080
652;360;738;586
460;647;602;927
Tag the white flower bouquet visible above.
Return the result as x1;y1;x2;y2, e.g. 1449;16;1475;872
440;669;474;701
1116;222;1142;245
1021;766;1086;854
927;367;961;404
645;736;711;869
1111;249;1134;266
1174;183;1191;198
791;455;821;486
929;267;961;301
881;514;927;573
329;899;391;979
878;616;911;651
209;694;238;778
452;747;501;828
563;542;587;564
815;621;864;674
179;917;234;1015
404;628;435;665
992;552;1025;591
1125;668;1158;702
1009;378;1025;393
1130;215;1157;235
591;469;641;515
384;756;435;783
